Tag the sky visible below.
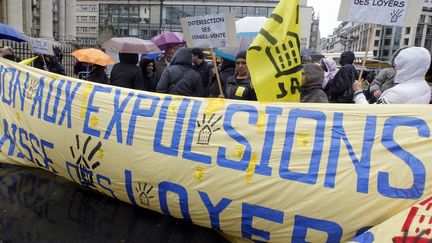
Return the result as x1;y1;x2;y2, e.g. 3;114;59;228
307;0;342;37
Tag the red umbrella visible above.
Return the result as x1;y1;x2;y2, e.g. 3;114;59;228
151;32;185;50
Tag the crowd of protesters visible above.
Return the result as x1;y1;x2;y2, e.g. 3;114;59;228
1;44;432;105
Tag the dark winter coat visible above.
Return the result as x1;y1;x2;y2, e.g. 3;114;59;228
110;53;146;90
208;59;236;97
88;65;108;84
193;60;213;90
156;47;203;97
328;51;357;103
225;75;257;101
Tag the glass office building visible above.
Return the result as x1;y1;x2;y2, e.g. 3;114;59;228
98;1;278;40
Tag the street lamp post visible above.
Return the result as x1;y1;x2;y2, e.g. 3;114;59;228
159;0;163;34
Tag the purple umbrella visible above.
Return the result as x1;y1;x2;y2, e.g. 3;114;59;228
0;23;26;42
151;32;185;50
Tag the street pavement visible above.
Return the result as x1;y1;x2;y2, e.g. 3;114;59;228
0;164;229;243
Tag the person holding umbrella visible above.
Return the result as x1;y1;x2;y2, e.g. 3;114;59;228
71;48;114;84
110;53;148;91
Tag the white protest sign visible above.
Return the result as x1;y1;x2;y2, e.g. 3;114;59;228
28;37;54;56
338;0;424;26
180;13;237;48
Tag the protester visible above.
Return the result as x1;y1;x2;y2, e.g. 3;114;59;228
73;61;90;79
327;51;357;103
191;48;213;93
320;58;338;90
208;58;236;98
110;53;147;90
302;55;312;64
34;54;65;75
155;46;175;82
156;47;203;96
139;57;158;92
300;64;328;103
368;47;408;102
353;47;431;104
53;46;64;64
88;64;108;84
225;51;257;101
1;46;21;62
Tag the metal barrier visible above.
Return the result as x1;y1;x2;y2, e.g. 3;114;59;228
0;40;76;77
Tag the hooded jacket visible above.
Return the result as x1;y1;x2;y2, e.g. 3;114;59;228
156;47;203;97
301;64;329;103
369;47;408;95
110;53;146;90
355;47;431;104
328;51;357;103
321;59;337;90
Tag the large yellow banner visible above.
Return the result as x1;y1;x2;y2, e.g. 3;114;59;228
247;0;301;102
1;57;432;242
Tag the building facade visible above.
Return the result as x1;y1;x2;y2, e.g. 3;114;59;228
0;0;76;43
75;0;317;50
322;2;432;61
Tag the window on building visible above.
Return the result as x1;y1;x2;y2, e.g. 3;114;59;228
375;29;381;37
207;6;218;14
405;27;411;34
395;27;402;35
404;38;409;45
233;7;242;16
267;8;275;17
373;50;378;57
427;26;431;35
374;40;379;46
383;50;390;56
89;16;96;22
420;15;426;23
417;25;424;33
90;5;96;11
183;5;194;17
195;6;206;16
257;7;268;17
425;39;432;50
415;38;421;46
394;38;400;45
429;16;432;24
246;7;255;16
384;39;391;45
219;6;229;13
385;28;392;35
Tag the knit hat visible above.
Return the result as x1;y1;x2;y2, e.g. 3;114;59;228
236;51;247;60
